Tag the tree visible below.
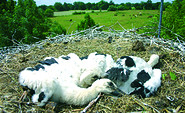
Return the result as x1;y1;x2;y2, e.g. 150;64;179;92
0;0;67;47
91;3;98;10
49;21;66;36
134;3;142;10
45;8;54;17
98;0;109;10
107;5;117;11
39;5;48;11
73;2;86;10
0;0;16;14
152;2;160;10
140;1;146;10
162;0;185;40
54;2;64;11
79;2;86;10
11;0;50;43
109;0;115;6
125;2;132;10
117;5;125;10
146;0;152;10
47;5;56;11
7;0;16;13
145;0;184;40
0;0;18;46
163;2;172;10
86;2;92;10
0;0;7;14
63;2;70;11
77;14;95;31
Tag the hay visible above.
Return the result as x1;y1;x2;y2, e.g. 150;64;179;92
0;37;185;113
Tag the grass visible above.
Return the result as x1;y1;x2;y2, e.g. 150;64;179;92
54;10;106;16
50;10;159;34
0;36;185;112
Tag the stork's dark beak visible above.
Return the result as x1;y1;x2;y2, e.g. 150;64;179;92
111;88;124;97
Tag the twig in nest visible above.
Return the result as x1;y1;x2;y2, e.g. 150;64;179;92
80;93;102;113
72;108;84;112
18;90;34;105
7;101;34;105
132;97;160;113
19;91;28;102
175;102;183;113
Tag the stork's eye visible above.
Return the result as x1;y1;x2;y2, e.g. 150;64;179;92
108;82;114;86
93;75;99;79
38;92;45;102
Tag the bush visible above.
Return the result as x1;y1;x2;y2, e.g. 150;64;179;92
143;14;159;36
0;0;67;47
77;14;95;31
0;12;12;46
114;13;118;16
0;0;51;46
49;21;66;36
131;7;136;10
45;8;54;17
107;5;117;11
72;11;86;15
145;0;185;41
161;0;185;40
0;36;11;47
117;5;125;10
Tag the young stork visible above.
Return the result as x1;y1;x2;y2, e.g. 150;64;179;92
19;53;122;106
105;54;161;98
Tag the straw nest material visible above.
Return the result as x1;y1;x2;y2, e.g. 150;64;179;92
0;37;185;113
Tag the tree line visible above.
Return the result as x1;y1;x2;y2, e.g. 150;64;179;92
39;0;171;13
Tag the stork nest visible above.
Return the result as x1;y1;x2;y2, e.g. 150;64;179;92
0;37;185;112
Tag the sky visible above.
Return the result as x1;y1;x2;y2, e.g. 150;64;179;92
15;0;174;6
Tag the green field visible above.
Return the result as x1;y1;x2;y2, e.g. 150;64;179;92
50;10;159;34
54;10;107;16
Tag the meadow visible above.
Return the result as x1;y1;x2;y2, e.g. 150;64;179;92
50;10;159;34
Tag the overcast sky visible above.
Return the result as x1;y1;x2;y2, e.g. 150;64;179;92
15;0;174;6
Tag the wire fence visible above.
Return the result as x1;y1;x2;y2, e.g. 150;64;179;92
0;22;184;62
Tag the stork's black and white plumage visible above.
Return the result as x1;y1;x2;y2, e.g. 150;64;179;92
79;53;162;98
19;53;122;106
79;52;115;87
105;54;161;97
19;52;161;106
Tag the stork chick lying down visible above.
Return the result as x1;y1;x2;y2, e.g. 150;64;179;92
19;52;161;106
78;53;161;98
105;54;161;98
19;53;122;106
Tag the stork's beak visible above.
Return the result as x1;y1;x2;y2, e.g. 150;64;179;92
111;88;124;97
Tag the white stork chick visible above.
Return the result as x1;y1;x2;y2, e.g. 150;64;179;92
19;53;122;106
106;54;161;98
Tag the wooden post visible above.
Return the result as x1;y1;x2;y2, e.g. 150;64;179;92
158;0;164;38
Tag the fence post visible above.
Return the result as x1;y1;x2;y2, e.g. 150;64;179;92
158;0;164;38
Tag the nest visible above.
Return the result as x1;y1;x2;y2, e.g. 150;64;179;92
0;37;185;112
